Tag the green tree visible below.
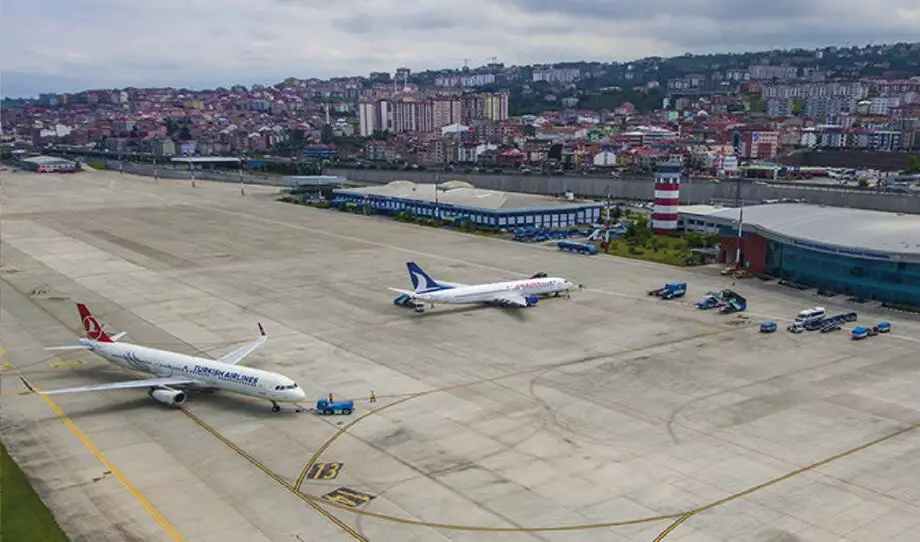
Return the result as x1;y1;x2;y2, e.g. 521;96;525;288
906;154;920;173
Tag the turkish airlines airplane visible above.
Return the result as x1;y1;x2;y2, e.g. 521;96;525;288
388;262;581;313
23;303;306;412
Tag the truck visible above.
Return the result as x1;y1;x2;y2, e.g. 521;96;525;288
647;282;687;300
803;312;858;331
719;292;747;314
315;399;354;415
851;326;870;340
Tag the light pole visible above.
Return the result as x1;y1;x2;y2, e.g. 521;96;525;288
239;155;245;196
434;174;440;222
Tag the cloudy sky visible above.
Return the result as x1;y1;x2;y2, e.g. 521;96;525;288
3;0;919;97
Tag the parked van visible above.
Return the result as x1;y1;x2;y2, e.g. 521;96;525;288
794;307;826;323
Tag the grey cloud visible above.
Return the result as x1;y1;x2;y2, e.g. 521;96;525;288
333;14;377;35
334;10;460;34
509;0;814;22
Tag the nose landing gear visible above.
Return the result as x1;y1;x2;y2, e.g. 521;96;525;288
271;401;281;413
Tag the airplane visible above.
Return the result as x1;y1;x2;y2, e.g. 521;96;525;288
22;303;306;412
388;262;581;313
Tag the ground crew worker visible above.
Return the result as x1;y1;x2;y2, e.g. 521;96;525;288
328;392;334;403
369;390;376;403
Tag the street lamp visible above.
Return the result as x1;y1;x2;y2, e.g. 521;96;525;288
239;154;245;196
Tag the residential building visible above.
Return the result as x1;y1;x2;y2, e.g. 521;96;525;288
747;65;798;81
482;92;509;121
766;99;794;117
358;100;377;136
431;98;462;130
532;67;581;83
738;129;779;159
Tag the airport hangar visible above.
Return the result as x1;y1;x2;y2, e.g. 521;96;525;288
331;180;603;228
14;154;78;172
680;203;920;307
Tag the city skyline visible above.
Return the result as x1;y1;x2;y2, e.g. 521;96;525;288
4;0;920;98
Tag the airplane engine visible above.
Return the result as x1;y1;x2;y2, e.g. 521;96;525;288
149;388;187;406
524;295;540;306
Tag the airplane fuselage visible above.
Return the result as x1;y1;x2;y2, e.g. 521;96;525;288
415;277;572;305
86;340;304;403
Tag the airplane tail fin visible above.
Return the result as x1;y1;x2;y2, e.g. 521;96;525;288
76;303;115;343
406;262;445;293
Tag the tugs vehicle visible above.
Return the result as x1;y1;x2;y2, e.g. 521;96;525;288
647;282;687;300
787;321;806;333
877;321;891;333
760;321;777;333
851;326;870;340
696;291;726;310
315;398;354;415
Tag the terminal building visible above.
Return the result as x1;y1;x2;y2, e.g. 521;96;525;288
332;180;602;228
15;155;78;172
680;203;920;306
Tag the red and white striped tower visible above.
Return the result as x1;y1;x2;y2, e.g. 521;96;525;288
652;163;681;234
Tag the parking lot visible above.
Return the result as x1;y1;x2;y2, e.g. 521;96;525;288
3;168;920;542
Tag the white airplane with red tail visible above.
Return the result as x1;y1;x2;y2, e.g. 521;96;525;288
23;303;305;412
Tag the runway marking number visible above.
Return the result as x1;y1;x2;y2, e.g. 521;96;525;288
51;359;87;369
307;462;343;481
321;487;374;508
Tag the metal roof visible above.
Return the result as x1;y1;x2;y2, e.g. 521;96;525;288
21;155;76;165
334;181;600;212
284;175;346;186
680;203;920;259
170;157;241;163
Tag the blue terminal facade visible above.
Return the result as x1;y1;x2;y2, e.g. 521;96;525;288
717;224;920;308
762;238;920;307
331;189;602;228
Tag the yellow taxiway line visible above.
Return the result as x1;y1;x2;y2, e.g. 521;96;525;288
34;387;185;541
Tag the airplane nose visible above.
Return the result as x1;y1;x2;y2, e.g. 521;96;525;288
293;388;306;401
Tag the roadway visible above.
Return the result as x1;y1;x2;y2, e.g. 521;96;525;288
3;168;920;541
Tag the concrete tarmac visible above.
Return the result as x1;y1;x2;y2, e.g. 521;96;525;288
2;169;920;542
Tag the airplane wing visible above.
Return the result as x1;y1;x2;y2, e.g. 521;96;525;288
492;292;529;307
216;323;267;366
26;376;197;395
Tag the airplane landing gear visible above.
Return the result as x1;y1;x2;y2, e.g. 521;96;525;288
271;401;281;413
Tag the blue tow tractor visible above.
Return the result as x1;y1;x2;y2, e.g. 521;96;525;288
852;321;892;340
315;399;354;415
647;282;687;300
760;321;777;333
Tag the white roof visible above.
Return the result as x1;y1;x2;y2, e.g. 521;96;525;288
170;157;241;163
21;155;75;165
337;181;598;212
681;203;920;260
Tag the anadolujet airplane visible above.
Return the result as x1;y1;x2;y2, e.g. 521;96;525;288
389;262;582;313
22;303;306;412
